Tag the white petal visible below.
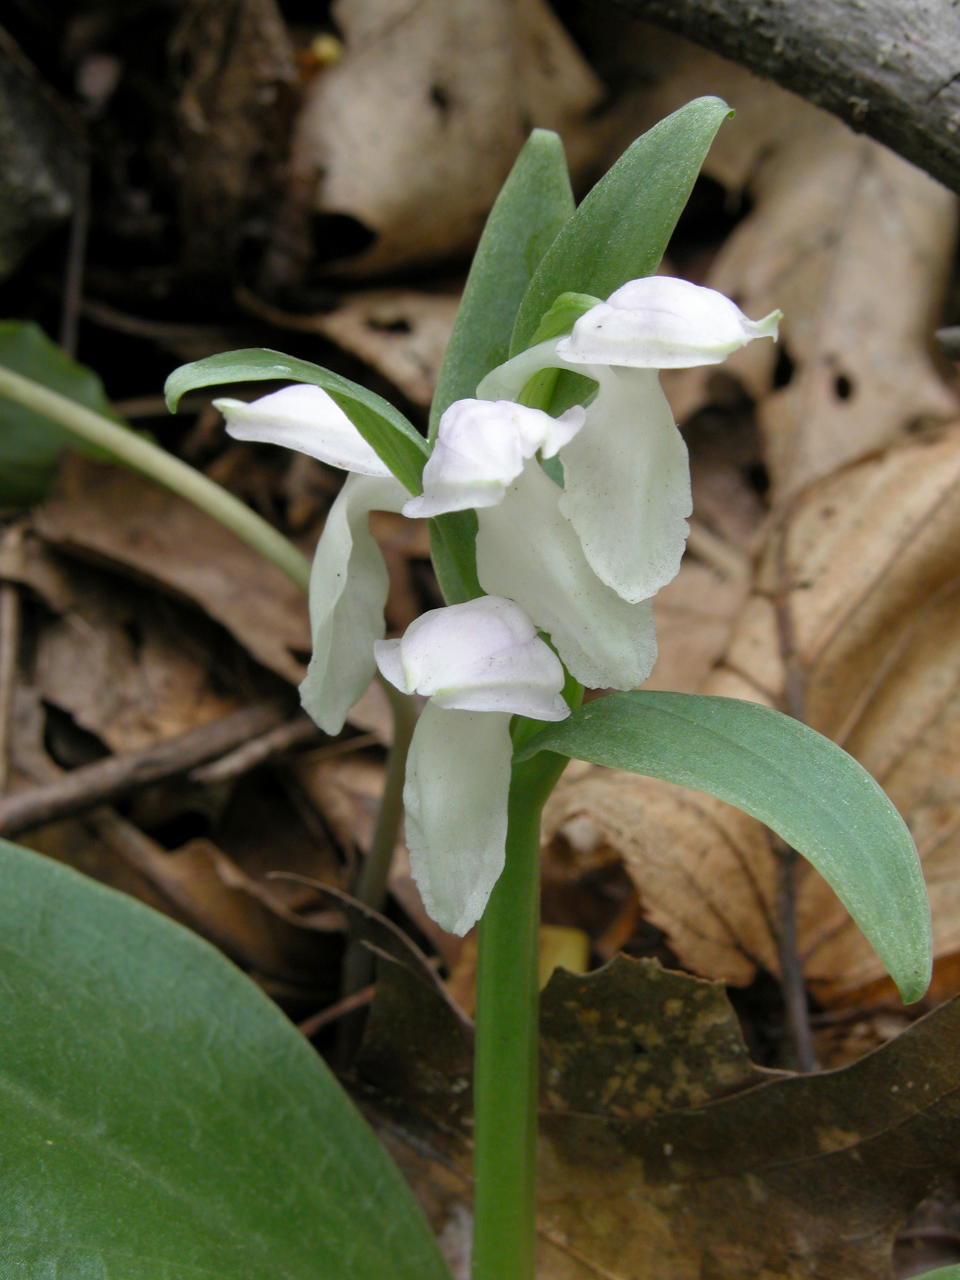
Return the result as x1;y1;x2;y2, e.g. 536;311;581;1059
216;384;392;477
402;399;584;519
300;473;408;734
475;338;569;402
476;465;658;689
375;596;569;721
558;367;691;602
556;277;781;370
403;703;513;934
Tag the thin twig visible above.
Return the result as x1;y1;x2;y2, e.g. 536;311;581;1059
0;699;292;835
59;160;90;357
188;712;326;785
0;527;24;795
297;985;375;1038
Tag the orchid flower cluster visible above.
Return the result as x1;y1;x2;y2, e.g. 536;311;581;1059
217;278;779;935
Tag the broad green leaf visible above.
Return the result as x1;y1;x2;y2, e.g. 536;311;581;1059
428;128;574;439
165;349;428;494
510;97;732;354
911;1269;960;1279
0;839;452;1280
516;691;932;1004
0;321;120;505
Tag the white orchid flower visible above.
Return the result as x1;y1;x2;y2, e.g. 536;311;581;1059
215;388;408;733
375;596;569;934
412;277;779;687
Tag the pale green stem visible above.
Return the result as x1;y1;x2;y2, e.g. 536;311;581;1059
471;753;567;1280
0;365;311;591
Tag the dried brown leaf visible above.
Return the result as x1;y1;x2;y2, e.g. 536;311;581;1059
359;954;960;1279
633;32;958;500
34;454;309;684
238;287;459;408
288;0;605;275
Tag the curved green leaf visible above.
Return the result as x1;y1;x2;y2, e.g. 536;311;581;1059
910;1269;960;1279
0;839;451;1279
510;96;733;354
429;128;574;438
0;321;122;505
165;349;428;494
516;692;932;1004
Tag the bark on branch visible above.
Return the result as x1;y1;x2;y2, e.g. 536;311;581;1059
610;0;960;192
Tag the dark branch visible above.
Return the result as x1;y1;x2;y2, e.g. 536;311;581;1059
610;0;960;192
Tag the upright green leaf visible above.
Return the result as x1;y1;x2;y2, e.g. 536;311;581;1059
429;129;574;439
165;349;428;494
510;96;732;353
516;692;932;1004
0;840;451;1280
0;321;121;505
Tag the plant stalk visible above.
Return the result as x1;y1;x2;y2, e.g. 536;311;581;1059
0;365;312;591
471;754;565;1280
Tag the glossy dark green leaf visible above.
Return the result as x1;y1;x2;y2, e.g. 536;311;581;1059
165;349;427;494
516;691;932;1004
0;321;120;505
510;97;732;353
428;128;573;439
0;839;452;1279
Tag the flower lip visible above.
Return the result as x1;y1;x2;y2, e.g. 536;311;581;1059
374;596;570;722
215;383;392;477
402;399;585;519
555;275;781;370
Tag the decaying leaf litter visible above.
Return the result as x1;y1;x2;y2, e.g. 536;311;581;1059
1;2;959;1276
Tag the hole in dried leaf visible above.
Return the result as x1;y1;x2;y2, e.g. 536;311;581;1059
773;343;796;389
834;372;855;401
310;213;377;265
366;315;412;335
667;174;754;273
429;83;452;114
744;460;770;496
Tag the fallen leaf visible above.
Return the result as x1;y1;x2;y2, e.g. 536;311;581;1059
287;0;605;276
357;952;960;1278
31;550;238;751
630;30;958;500
238;286;460;408
538;969;960;1279
34;453;310;683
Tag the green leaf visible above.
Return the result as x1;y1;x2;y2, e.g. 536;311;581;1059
910;1269;960;1279
428;129;574;440
516;691;932;1005
0;321;120;505
165;349;428;495
510;96;733;354
0;839;452;1279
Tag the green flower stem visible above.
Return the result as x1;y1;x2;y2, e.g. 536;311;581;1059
0;365;311;591
471;752;567;1280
